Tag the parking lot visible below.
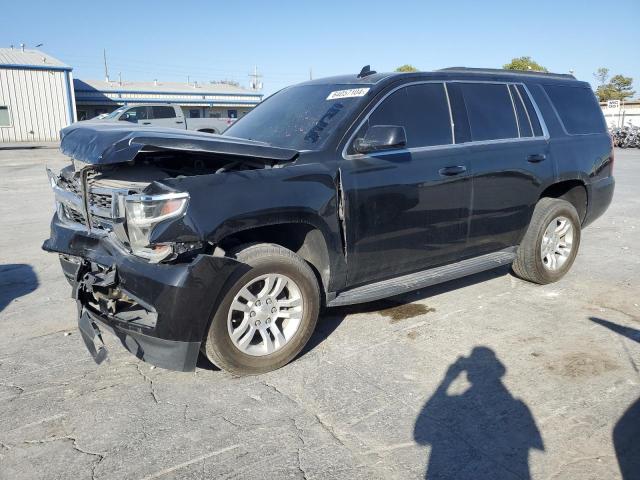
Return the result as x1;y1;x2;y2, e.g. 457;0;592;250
0;146;638;479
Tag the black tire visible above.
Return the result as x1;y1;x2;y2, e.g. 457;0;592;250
512;197;581;284
203;243;320;375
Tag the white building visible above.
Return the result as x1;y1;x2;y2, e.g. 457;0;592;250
601;100;640;128
0;47;76;142
74;79;263;121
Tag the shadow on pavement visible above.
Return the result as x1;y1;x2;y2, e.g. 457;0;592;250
198;266;512;372
0;264;39;313
590;317;640;480
414;346;543;479
302;265;512;357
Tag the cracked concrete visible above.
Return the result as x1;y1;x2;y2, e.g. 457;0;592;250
132;363;160;404
0;146;639;479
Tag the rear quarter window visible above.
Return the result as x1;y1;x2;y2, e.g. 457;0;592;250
543;85;605;135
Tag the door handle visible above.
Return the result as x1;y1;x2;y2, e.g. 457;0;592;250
142;122;151;125
527;154;546;163
175;121;184;124
439;165;467;176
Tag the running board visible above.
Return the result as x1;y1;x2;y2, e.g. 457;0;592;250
327;248;516;307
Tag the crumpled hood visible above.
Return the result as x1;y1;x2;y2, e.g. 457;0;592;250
59;123;299;165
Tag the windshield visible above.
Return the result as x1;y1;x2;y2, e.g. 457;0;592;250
101;106;128;120
224;84;370;150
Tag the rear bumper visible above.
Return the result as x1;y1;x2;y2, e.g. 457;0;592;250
43;214;242;371
584;176;615;228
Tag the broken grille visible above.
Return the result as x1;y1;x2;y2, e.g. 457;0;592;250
52;172;116;232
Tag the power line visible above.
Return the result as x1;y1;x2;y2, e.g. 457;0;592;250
249;66;263;90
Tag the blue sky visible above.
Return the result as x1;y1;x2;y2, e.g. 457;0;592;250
3;0;639;96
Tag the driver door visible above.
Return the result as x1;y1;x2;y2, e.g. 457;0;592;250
340;83;473;285
119;106;150;125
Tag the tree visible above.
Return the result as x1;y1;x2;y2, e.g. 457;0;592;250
594;67;609;86
395;64;419;73
593;68;635;101
609;75;635;100
503;56;548;72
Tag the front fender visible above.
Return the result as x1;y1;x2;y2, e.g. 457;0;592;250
148;163;346;289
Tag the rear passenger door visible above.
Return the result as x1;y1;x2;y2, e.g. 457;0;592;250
341;82;473;285
148;105;182;128
448;82;554;256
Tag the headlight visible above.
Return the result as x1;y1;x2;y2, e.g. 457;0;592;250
123;192;189;262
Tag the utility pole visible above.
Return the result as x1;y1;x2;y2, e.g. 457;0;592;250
103;49;110;82
249;66;263;90
309;67;313;80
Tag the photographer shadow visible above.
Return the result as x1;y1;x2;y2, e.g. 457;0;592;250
0;264;38;313
414;347;543;479
590;317;640;480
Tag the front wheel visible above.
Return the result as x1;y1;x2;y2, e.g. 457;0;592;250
203;243;320;375
512;198;581;284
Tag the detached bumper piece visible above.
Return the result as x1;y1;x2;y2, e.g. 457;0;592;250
78;309;108;365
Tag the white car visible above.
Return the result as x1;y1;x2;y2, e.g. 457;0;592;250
87;104;235;134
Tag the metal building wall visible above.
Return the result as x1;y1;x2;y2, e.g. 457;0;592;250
0;68;75;142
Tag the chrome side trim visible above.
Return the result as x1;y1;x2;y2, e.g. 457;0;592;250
341;79;550;161
507;84;521;138
443;82;455;144
514;85;535;135
520;83;550;138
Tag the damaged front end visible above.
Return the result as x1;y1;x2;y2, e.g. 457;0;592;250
43;123;297;370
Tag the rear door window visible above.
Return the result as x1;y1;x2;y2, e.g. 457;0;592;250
151;106;176;119
543;84;605;134
458;83;519;141
362;83;453;149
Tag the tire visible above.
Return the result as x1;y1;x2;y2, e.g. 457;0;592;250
203;243;320;375
512;197;581;284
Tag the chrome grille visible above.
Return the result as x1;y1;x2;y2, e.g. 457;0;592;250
58;175;82;196
89;191;113;210
64;205;85;224
50;168;116;232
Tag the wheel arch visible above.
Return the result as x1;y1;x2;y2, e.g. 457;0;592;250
215;222;333;303
539;179;588;223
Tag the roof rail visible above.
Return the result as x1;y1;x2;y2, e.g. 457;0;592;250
438;67;576;80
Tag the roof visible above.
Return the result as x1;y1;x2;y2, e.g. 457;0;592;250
438;67;576;80
302;72;395;86
74;79;260;96
298;67;581;90
0;47;71;70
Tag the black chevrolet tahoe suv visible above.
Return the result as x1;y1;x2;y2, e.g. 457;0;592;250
43;66;615;375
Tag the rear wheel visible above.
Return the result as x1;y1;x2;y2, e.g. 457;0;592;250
512;197;581;284
203;243;320;375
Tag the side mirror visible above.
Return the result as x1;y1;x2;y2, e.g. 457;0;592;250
120;112;136;122
354;125;407;154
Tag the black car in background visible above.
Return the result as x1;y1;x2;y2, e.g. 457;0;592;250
44;66;614;375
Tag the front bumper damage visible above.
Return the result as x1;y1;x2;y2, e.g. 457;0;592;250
43;214;243;371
